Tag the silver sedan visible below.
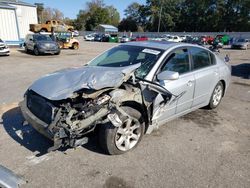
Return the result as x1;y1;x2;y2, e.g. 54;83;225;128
20;41;231;155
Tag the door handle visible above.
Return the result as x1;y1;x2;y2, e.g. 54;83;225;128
187;80;193;87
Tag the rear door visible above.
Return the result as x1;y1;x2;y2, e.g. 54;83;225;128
190;47;219;107
152;48;195;123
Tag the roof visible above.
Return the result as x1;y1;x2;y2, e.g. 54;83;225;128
122;41;204;51
121;41;182;50
0;0;36;7
98;24;118;30
0;2;15;9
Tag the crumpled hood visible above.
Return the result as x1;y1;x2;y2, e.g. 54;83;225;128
29;64;140;100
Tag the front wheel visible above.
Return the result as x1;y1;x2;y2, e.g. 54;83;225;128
33;47;39;56
99;107;145;155
207;81;224;109
25;46;29;53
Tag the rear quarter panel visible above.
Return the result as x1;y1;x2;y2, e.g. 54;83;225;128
216;55;231;94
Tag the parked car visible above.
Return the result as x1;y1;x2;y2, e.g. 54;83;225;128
120;36;130;43
24;33;60;55
109;34;119;43
94;34;102;42
56;32;79;50
179;35;191;42
166;35;182;42
183;36;204;46
132;36;148;41
0;39;10;56
231;38;249;50
30;20;74;33
101;34;110;42
20;41;231;155
84;33;96;41
203;36;214;45
214;35;230;45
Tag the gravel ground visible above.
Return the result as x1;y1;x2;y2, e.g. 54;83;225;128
0;39;249;188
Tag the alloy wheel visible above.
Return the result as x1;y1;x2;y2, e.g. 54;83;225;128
115;118;141;151
212;84;223;106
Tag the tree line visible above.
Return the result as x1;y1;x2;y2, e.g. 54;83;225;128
36;0;250;32
120;0;250;32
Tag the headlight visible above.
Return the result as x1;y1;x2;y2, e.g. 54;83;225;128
96;95;110;105
38;43;46;49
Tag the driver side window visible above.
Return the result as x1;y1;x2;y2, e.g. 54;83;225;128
161;49;190;74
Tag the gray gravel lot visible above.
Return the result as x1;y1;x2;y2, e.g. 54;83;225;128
0;39;250;188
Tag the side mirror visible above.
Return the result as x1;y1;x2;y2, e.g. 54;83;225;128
157;70;179;81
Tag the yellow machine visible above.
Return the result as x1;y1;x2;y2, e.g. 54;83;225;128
56;32;79;50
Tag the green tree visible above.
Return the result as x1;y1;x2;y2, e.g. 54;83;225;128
118;18;138;31
106;6;120;26
145;0;182;32
75;0;120;31
124;2;149;31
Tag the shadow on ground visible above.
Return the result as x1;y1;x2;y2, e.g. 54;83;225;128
1;107;107;156
231;63;250;79
181;109;222;131
1;107;52;156
17;49;59;57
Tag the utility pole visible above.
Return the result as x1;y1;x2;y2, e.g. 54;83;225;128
157;1;163;33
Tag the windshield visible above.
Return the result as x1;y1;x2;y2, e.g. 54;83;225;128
0;39;3;42
88;45;163;78
34;35;52;41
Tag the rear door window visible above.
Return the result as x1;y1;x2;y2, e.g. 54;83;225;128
190;47;211;70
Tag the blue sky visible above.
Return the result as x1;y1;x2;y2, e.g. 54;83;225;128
25;0;146;19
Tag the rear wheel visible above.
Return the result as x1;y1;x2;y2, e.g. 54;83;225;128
72;43;79;50
99;106;145;155
207;81;224;109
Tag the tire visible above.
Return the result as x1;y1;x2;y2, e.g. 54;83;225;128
72;43;79;50
25;46;30;54
58;41;64;49
207;81;224;109
33;47;39;56
55;50;60;55
99;106;145;155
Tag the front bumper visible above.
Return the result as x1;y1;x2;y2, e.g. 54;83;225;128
19;99;53;140
38;48;60;54
0;49;10;55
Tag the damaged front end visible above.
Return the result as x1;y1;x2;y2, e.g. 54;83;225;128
20;89;108;151
19;64;152;152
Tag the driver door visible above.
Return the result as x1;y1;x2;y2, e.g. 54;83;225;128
152;48;195;124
